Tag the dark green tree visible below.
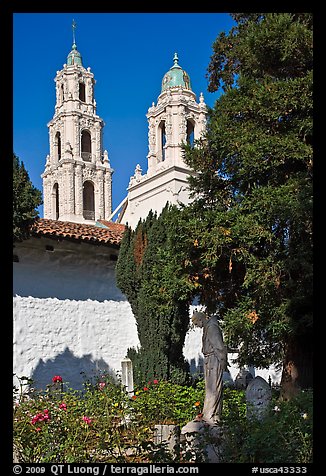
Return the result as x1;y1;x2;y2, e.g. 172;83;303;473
13;153;43;242
116;206;192;386
181;13;313;399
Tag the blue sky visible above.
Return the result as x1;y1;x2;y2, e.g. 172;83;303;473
13;13;236;218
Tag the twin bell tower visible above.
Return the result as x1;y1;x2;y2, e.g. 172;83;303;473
42;23;207;229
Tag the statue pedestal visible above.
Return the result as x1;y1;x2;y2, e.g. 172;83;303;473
153;424;180;458
180;419;223;463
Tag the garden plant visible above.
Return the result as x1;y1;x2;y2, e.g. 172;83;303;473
13;373;312;463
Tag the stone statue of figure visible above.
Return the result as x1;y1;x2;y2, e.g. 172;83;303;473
192;310;228;425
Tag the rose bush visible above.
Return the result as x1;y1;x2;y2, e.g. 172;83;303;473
13;373;313;463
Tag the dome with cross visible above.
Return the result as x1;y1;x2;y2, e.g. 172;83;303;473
161;53;192;92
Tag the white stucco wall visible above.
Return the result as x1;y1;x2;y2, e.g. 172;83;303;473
13;235;281;392
13;236;140;391
121;166;192;230
13;295;138;390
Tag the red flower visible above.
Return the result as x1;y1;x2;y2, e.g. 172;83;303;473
131;395;137;400
31;413;42;425
52;375;63;383
143;387;149;391
59;403;67;411
153;379;159;384
82;416;92;425
31;410;50;425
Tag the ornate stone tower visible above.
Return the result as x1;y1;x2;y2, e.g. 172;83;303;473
118;53;207;228
42;23;113;224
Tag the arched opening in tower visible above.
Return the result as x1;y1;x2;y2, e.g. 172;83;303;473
79;82;86;102
186;120;195;146
81;130;91;162
158;121;166;162
55;131;61;161
52;183;59;220
83;181;95;220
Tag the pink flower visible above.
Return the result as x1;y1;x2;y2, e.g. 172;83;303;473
82;416;92;425
59;403;67;411
31;414;40;425
31;410;50;425
35;427;42;432
31;413;43;424
143;386;149;391
153;379;159;384
52;375;63;383
99;382;106;390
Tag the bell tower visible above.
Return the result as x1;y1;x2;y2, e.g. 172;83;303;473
118;53;207;228
146;53;207;174
42;21;113;224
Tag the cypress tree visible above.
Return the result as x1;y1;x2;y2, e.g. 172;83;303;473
116;206;192;385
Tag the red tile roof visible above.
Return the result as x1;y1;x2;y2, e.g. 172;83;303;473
31;218;126;247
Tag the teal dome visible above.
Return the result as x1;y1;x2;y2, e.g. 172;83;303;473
67;43;83;66
161;53;192;92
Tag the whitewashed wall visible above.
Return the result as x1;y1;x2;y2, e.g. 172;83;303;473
13;236;140;391
13;296;139;391
13;236;281;391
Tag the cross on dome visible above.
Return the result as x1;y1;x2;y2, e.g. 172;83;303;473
67;19;83;66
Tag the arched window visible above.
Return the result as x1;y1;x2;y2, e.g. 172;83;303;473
55;131;61;161
186;120;195;146
53;183;59;220
81;130;91;161
83;181;95;221
158;121;166;162
79;82;86;102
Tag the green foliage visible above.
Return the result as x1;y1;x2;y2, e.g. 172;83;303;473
207;13;312;92
13;374;313;463
13;153;43;243
116;206;193;386
130;379;205;427
221;388;313;463
181;13;313;389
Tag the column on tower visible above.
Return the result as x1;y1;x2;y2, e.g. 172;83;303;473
42;175;52;219
74;164;83;219
103;150;113;220
96;168;105;220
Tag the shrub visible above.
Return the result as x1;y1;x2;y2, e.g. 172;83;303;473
221;387;313;463
129;379;205;427
13;374;313;463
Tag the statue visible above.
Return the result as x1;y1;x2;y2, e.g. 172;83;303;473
192;310;228;425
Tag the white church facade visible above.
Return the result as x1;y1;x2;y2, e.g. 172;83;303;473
13;30;281;391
